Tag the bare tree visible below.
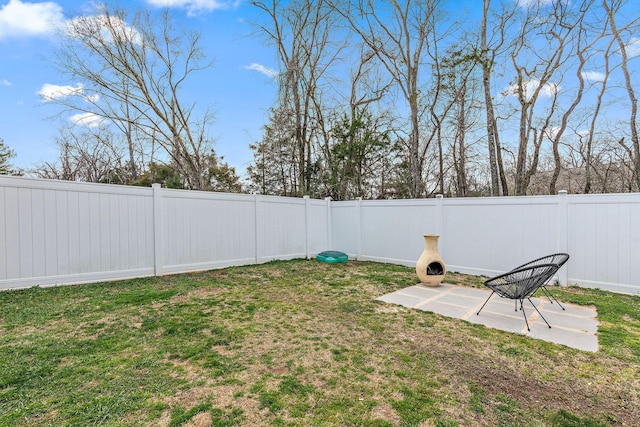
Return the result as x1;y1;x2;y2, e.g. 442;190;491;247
603;0;640;191
51;4;237;190
338;0;444;198
501;1;583;195
423;12;461;197
546;1;603;194
252;0;341;196
439;45;482;197
582;32;618;193
319;40;396;200
32;126;128;183
247;0;640;198
480;0;514;196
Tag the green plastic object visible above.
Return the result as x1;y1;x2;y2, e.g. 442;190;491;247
316;250;348;263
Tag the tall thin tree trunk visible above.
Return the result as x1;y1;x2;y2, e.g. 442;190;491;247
604;0;640;190
481;0;501;196
456;86;468;196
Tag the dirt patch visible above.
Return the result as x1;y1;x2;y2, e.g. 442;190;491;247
210;383;265;425
405;325;640;425
165;385;215;408
370;402;401;424
183;411;212;427
374;304;405;314
165;358;207;382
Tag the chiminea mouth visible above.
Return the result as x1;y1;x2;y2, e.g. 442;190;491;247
426;262;444;276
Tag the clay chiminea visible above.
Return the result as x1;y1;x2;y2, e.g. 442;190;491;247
416;234;446;286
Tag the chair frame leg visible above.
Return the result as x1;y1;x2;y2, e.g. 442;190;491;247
527;297;552;329
518;299;530;331
539;285;565;310
476;291;495;315
477;292;553;331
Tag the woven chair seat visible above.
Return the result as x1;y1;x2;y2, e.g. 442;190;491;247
477;262;562;331
485;263;559;300
509;253;570;309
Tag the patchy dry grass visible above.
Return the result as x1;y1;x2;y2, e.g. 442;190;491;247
1;260;639;426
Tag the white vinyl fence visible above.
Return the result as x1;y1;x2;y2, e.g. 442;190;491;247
1;175;639;294
333;193;640;295
0;176;330;290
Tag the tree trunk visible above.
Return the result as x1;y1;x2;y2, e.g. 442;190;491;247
604;0;640;190
481;0;502;196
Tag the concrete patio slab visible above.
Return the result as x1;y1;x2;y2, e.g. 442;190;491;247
378;283;599;352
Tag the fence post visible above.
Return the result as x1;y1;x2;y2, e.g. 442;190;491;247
254;194;261;264
557;190;569;286
304;195;311;259
435;194;444;236
356;197;362;260
325;197;332;250
152;183;163;276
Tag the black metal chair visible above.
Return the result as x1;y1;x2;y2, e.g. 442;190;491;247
476;263;560;331
509;253;570;310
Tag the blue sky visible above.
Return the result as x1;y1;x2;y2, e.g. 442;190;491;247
0;0;278;176
1;0;639;180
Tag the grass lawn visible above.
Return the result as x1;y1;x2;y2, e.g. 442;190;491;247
1;259;639;426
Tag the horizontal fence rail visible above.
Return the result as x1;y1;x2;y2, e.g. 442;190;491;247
1;176;638;295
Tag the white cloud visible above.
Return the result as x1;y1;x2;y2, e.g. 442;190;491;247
516;0;555;7
70;112;104;128
244;63;277;78
542;81;560;98
502;78;560;101
543;126;561;140
576;129;591;139
144;0;239;16
84;93;100;103
66;14;142;46
38;83;84;102
581;71;606;82
0;0;64;39
627;37;640;58
1;79;11;86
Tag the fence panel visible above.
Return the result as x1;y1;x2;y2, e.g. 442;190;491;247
306;198;331;256
440;196;558;277
256;195;307;262
161;189;258;274
566;194;640;294
330;201;359;257
0;177;154;289
359;199;440;265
